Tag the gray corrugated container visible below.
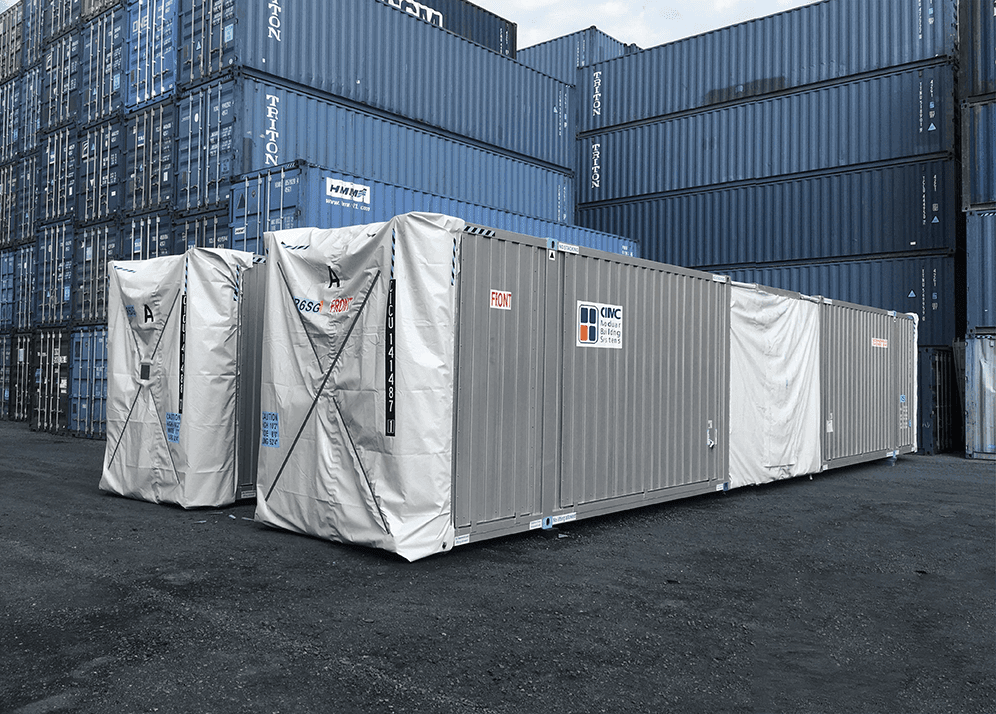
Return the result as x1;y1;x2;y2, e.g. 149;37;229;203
966;211;996;332
79;6;127;126
19;65;42;157
125;0;178;109
176;209;230;251
962;100;996;209
0;162;16;248
378;0;516;57
175;76;573;222
40;127;78;225
964;334;995;459
178;0;566;168
517;26;628;85
41;33;80;132
0;248;13;329
579;64;955;204
918;346;960;454
124;210;174;259
14;152;40;246
820;298;918;468
20;0;44;68
13;243;36;331
579;0;957;133
35;221;74;326
229;163;637;258
125;99;175;213
0;77;21;164
31;327;71;434
960;0;996;100
718;253;957;346
82;0;123;20
577;160;958;267
77;119;125;224
0;2;22;83
11;332;32;421
73;221;121;324
0;333;10;419
69;325;108;438
43;0;82;44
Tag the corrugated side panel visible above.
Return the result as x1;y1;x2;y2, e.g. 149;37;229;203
719;253;956;346
579;0;957;132
960;0;996;99
123;210;174;259
79;6;127;127
31;327;71;434
36;222;75;326
377;0;516;57
518;27;628;85
83;0;123;20
580;64;956;203
0;163;16;248
69;326;108;438
578;160;958;267
560;257;730;508
15;153;40;246
0;332;10;419
0;78;21;164
19;65;43;158
41;33;80;132
963;100;996;209
966;211;996;332
0;249;13;330
175;77;574;222
20;0;45;68
965;335;996;459
176;209;230;251
180;0;567;168
229;164;637;258
74;222;121;324
13;243;35;331
125;99;175;213
917;346;959;454
11;332;33;421
77;120;126;224
0;3;23;83
820;302;917;468
235;264;265;499
126;0;178;109
43;0;82;44
41;127;79;225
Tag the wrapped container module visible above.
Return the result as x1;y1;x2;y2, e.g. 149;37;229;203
230;163;637;258
965;334;996;460
100;247;257;507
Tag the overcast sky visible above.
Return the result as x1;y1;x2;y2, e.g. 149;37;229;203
0;0;821;52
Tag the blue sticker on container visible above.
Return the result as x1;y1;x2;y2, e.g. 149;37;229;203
165;412;181;443
262;411;280;447
900;395;907;403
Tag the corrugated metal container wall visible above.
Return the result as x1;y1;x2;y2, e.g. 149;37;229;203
229;163;638;257
377;0;516;57
21;0;45;68
124;211;173;259
0;249;13;329
179;0;568;169
69;326;108;438
963;100;996;209
41;33;80;132
0;3;23;83
175;77;573;222
960;0;996;99
0;163;16;248
719;253;956;346
40;127;78;225
125;99;175;213
77;120;126;224
13;244;35;331
579;65;955;204
0;333;10;419
36;222;75;326
517;27;627;84
966;211;996;331
31;327;71;434
79;6;127;127
964;335;996;459
126;0;178;109
579;0;957;133
15;153;40;246
820;301;918;468
43;0;82;44
19;65;42;157
74;222;120;324
917;346;959;454
83;0;124;20
577;160;958;267
0;78;21;164
11;332;32;421
175;210;230;251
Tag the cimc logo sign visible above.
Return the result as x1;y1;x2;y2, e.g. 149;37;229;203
576;301;623;349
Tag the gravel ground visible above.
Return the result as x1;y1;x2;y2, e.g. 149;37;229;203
1;420;993;713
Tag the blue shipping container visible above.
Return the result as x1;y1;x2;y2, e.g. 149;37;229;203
20;0;44;68
579;0;958;132
175;76;574;223
0;163;16;248
79;6;127;126
0;332;10;419
175;209;230;251
518;27;629;85
13;243;35;332
720;252;957;346
126;0;178;109
0;77;20;164
178;0;567;168
229;163;638;258
576;160;958;268
43;0;82;44
579;64;956;204
125;98;175;213
69;326;108;437
966;212;996;331
14;152;40;246
0;249;14;330
19;65;42;157
41;32;81;132
78;119;126;224
36;221;75;326
83;0;123;20
40;127;78;225
124;210;175;259
74;222;121;324
960;0;996;99
377;0;516;56
963;100;996;209
0;2;22;83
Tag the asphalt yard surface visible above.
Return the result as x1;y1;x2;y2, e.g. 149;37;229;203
1;420;993;713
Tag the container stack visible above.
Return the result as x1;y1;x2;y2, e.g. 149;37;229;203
959;0;995;459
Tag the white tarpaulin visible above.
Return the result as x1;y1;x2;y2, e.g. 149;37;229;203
254;213;462;561
729;284;823;488
101;248;255;507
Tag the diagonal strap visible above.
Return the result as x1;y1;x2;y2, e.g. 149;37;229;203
330;391;391;535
